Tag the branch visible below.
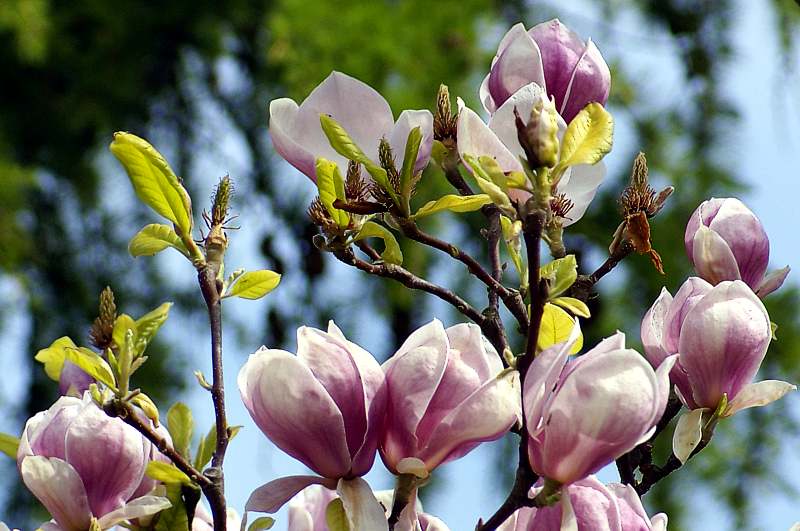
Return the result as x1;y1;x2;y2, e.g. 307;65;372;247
568;239;634;302
484;208;510;356
635;438;709;496
397;218;529;330
198;265;228;531
335;247;486;325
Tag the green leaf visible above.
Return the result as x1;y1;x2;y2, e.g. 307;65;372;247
154;485;188;531
129;223;190;258
500;216;526;288
109;132;193;236
319;115;397;204
325;498;350;531
315;158;350;228
65;347;116;390
413;194;491;219
167;402;194;458
463;155;515;216
770;321;778;340
146;461;193;486
399;126;423;199
131;392;160;427
194;424;216;470
551;296;591;318
537;303;582;354
553;103;613;174
34;336;77;382
477;155;510;189
248;517;275;531
134;302;172;356
352;221;403;265
112;314;136;351
0;433;20;459
224;270;282;300
430;139;449;166
539;255;578;298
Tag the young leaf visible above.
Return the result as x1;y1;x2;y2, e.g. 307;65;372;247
477;155;509;189
352;221;403;265
500;216;526;288
0;433;20;459
167;402;194;458
134;302;172;356
146;461;193;486
248;517;276;531
131;393;160;427
537;303;582;354
325;498;350;531
109;132;193;236
154;485;189;531
399;126;423;199
194;424;216;470
129;224;190;258
553;103;613;174
315;158;350;228
413;194;491;219
551;297;591;318
112;314;137;351
224;270;282;300
463;155;515;216
539;255;578;298
65;347;117;390
34;336;77;382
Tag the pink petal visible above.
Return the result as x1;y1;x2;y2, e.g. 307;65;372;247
487;24;545;110
706;198;769;288
456;100;523;174
640;288;673;367
756;265;790;298
691;226;741;285
20;456;92;531
268;98;319;181
389;110;434;176
246;475;337;513
444;323;502;382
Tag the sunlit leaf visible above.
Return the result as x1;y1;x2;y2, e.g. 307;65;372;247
413;194;491;219
224;270;282;300
352;221;403;265
146;461;193;486
0;433;20;460
167;402;194;458
315;158;350;228
540;255;577;298
551;297;591;318
554;103;613;174
325;498;350;531
248;517;275;531
34;336;77;382
537;303;582;354
65;347;116;390
129;223;189;258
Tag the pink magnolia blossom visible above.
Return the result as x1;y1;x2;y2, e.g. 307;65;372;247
269;71;433;182
17;395;170;531
523;325;675;485
457;85;605;226
239;322;387;515
685;198;789;297
642;278;793;415
498;476;667;531
480;20;611;123
380;320;521;475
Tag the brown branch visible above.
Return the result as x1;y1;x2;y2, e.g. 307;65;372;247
334;247;486;325
484;208;510;356
635;438;710;496
443;165;475;196
568;239;635;302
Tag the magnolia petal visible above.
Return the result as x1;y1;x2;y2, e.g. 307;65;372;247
650;513;669;531
419;514;451;531
456;100;523;174
337;477;389;531
487;82;552;160
487;24;546;110
653;355;679;418
560;491;579;531
268;98;318;181
20;456;92;531
558;39;611;123
640;288;673;367
663;277;712;354
396;457;429;479
556;162;605;226
672;408;706;464
756;265;790;298
705;198;769;287
389;110;434;176
723;380;796;417
96;495;172;528
246;475;337;513
444;323;502;382
691;226;741;285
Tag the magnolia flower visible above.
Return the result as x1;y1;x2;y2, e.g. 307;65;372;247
58;360;93;397
498;476;667;531
131;418;173;498
523;324;675;485
642;278;794;415
380;320;521;476
457;84;605;226
685;198;789;297
17;395;170;531
480;20;611;123
239;322;387;523
269;71;433;181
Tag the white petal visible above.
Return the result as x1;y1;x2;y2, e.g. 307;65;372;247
723;380;796;417
557;162;605;226
96;495;172;528
337;477;389;531
20;456;92;531
672;408;706;464
456;101;523;174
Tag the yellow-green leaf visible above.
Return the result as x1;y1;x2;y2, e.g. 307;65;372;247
540;255;578;298
112;314;136;351
477;155;510;188
352;221;403;265
146;461;193;486
463;155;515;216
35;336;77;382
325;498;350;531
167;402;194;458
194;424;216;470
413;194;491;219
65;347;116;390
770;321;778;341
551;297;591;318
109;132;193;236
500;216;526;288
554;103;613;174
399;126;423;199
225;270;282;300
248;517;275;531
131;393;160;427
537;303;582;354
0;433;20;459
129;223;190;258
134;302;172;355
315;158;350;228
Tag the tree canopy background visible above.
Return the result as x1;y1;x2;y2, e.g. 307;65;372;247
0;0;798;528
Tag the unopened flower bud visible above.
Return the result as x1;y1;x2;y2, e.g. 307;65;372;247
514;94;559;168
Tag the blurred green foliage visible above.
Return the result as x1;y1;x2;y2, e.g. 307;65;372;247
0;0;797;529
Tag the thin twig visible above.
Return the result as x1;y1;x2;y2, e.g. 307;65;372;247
568;240;635;302
334;247;486;325
484;208;510;355
635;439;709;496
477;437;539;530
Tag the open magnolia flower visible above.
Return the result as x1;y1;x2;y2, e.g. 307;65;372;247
498;476;667;531
239;322;388;524
523;324;675;486
269;71;433;182
457;84;605;226
642;278;794;416
685;198;790;297
17;394;170;531
480;19;611;123
380;320;521;476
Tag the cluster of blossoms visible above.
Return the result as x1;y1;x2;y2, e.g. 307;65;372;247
7;16;794;531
